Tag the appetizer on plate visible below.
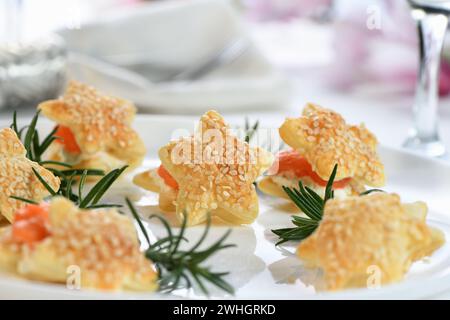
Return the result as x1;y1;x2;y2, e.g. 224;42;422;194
0;197;158;291
259;103;385;202
0;128;60;223
38;81;146;174
133;110;274;226
298;192;444;290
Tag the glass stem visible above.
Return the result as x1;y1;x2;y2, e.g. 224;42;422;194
5;0;23;43
405;10;448;157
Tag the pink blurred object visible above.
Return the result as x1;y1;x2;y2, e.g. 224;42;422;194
439;60;450;96
244;0;332;21
328;0;450;96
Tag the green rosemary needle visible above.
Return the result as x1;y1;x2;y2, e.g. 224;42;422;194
244;117;259;143
9;111;105;177
12;166;127;210
126;198;235;295
271;164;338;245
360;189;385;196
243;118;286;153
9;110;68;167
9;110;124;208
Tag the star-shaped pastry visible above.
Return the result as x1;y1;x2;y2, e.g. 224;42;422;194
0;128;60;222
0;197;158;291
158;110;274;226
298;193;444;290
279;103;385;186
38;81;146;169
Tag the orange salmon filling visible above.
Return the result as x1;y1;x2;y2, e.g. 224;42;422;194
271;150;351;189
157;165;179;190
12;203;51;244
55;125;81;154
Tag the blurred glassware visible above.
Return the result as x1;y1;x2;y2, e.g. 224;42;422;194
325;0;450;98
403;0;450;158
327;1;420;94
0;0;67;110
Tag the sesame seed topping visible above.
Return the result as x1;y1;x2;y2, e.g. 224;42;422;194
0;128;60;222
158;110;274;225
280;103;385;187
37;81;145;168
297;193;440;290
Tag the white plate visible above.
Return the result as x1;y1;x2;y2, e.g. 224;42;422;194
1;115;450;300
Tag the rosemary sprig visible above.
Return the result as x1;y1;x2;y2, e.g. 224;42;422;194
12;166;127;210
79;166;128;208
244;117;259;143
126;199;235;295
9;196;38;205
243;117;286;153
10;111;106;177
10;110;65;166
10;111;104;174
360;189;385;196
271;164;338;245
9;110;123;208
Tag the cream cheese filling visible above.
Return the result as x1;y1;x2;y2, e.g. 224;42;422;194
149;168;176;193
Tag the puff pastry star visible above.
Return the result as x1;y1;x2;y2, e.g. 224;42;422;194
0;128;60;222
279;103;385;186
0;197;158;291
157;110;274;226
298;193;444;290
38;81;146;169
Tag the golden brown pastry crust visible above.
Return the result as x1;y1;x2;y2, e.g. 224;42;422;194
0;128;60;222
0;197;158;291
135;110;274;226
297;193;444;290
38;81;146;170
279;103;385;186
